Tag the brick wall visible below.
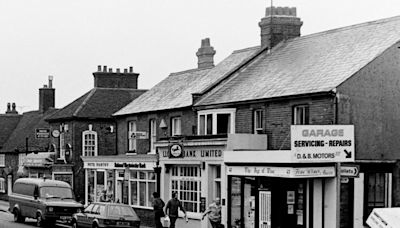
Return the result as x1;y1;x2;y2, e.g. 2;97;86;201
116;108;196;154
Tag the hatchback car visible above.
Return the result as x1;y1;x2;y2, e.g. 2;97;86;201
72;202;140;228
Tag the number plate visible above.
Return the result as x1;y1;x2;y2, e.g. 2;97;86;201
117;221;129;226
60;216;71;220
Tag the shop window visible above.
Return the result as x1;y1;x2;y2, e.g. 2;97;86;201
128;121;137;152
0;154;5;167
198;109;236;135
130;170;156;207
150;119;157;152
293;105;309;125
18;153;26;166
82;126;97;157
254;109;264;134
171;117;182;136
0;178;5;193
171;166;201;213
364;173;391;221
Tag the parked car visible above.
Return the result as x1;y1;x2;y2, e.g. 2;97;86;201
71;202;141;228
9;178;84;227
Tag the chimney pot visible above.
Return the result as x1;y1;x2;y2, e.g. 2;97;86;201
129;66;133;73
97;65;102;72
103;66;107;72
43;85;47;88
12;103;16;111
109;68;113;73
48;75;53;88
124;68;128;73
6;103;11;112
116;68;120;73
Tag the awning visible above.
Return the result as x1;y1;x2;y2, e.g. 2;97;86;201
367;207;400;228
23;152;55;168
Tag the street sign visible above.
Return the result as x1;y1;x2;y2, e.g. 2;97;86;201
35;128;50;138
131;131;148;139
340;165;360;177
291;125;355;163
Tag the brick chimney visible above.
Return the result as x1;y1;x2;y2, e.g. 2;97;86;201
259;6;303;48
93;65;139;89
5;102;18;114
196;38;216;69
39;76;55;113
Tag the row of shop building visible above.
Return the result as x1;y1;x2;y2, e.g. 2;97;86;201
1;5;400;228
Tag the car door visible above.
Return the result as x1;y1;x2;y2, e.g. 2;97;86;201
87;204;100;226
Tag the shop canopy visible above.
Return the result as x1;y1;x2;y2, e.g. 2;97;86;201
23;152;55;167
367;207;400;228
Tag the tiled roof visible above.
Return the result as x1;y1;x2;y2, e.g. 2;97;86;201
114;47;259;115
0;109;58;153
195;16;400;106
47;88;147;120
0;114;21;149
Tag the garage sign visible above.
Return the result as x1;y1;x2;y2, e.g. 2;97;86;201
291;125;355;163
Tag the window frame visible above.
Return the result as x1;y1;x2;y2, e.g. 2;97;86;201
0;154;5;167
363;172;392;222
149;119;157;152
293;105;310;125
128;121;137;152
171;117;182;136
254;109;264;134
82;125;98;157
129;170;156;208
0;178;5;193
197;108;236;135
170;165;201;215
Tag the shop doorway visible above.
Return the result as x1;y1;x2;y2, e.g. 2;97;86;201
228;176;307;228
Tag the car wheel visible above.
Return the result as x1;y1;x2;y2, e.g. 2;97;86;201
13;209;25;223
92;222;99;228
36;213;44;227
72;219;79;228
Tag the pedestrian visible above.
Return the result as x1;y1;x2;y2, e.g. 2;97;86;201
165;192;188;228
202;198;222;228
152;192;165;228
99;190;110;202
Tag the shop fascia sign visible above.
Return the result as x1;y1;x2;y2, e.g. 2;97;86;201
227;166;336;178
160;144;223;160
291;125;355;163
84;161;152;169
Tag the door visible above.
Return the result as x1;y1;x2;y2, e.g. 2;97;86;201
116;180;123;203
259;191;271;228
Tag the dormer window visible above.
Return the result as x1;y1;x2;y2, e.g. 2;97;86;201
198;109;236;135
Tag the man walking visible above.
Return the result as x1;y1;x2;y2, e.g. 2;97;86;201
202;198;222;228
152;192;165;228
165;192;188;228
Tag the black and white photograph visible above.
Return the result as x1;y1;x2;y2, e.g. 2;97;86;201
0;0;400;227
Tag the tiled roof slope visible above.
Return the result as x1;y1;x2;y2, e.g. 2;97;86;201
1;109;58;153
0;114;21;149
114;47;259;115
47;88;147;120
195;16;400;106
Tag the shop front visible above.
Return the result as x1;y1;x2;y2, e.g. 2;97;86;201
82;155;157;208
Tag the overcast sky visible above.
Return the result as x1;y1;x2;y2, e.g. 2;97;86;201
1;0;399;114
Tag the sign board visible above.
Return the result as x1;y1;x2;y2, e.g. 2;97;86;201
291;125;355;163
131;131;148;139
367;207;400;228
340;165;359;177
227;166;336;178
35;128;50;138
159;145;224;161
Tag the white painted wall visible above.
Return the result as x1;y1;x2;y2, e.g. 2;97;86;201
353;173;364;228
313;179;323;228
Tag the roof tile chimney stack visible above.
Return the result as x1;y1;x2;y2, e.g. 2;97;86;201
39;76;55;113
259;6;303;48
93;65;139;89
196;38;216;69
5;102;18;114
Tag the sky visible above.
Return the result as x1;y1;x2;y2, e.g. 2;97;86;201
1;0;399;114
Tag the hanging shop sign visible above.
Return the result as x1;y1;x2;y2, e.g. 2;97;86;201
291;125;355;163
35;128;50;138
169;144;184;158
227;166;336;178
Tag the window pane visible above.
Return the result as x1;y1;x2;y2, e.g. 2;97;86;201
139;182;146;206
199;115;205;135
148;182;156;207
217;114;230;134
207;114;213;135
131;181;138;205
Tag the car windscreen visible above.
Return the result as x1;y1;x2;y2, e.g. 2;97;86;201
40;186;74;199
107;205;136;217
